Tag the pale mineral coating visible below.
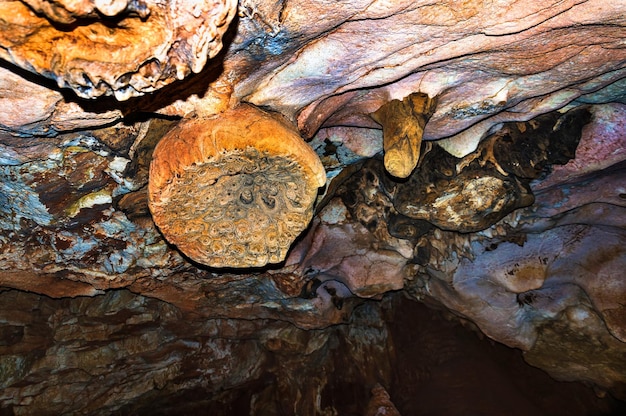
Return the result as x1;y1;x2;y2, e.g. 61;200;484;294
0;0;237;99
148;104;326;268
241;0;626;154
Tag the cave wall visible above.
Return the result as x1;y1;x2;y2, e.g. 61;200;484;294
1;0;626;413
2;289;624;415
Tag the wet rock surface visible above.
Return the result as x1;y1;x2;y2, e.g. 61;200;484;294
1;0;626;413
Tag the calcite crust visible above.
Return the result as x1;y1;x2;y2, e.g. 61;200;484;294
371;92;437;178
148;104;326;268
0;0;237;99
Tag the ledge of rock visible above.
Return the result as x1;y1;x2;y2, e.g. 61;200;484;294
1;0;626;414
0;0;237;99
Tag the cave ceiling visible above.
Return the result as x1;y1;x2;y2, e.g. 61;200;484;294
1;0;626;413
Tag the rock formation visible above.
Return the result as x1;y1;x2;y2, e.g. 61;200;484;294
148;104;326;268
370;92;437;178
1;0;626;414
0;0;237;99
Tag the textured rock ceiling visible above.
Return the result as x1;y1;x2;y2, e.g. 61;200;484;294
1;0;626;414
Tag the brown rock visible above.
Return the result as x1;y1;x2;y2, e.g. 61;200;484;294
148;104;326;268
1;0;626;410
393;107;590;233
0;0;237;99
392;145;535;233
371;92;437;178
366;383;401;416
21;0;149;24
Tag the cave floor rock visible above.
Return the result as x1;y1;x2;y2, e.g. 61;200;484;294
1;290;624;415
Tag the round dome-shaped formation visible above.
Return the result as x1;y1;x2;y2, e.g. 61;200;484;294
148;104;326;268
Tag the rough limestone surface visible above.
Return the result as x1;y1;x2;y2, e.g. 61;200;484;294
1;0;626;413
148;104;326;268
0;0;238;99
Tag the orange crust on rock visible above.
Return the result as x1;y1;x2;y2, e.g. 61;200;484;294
149;104;326;193
148;103;326;268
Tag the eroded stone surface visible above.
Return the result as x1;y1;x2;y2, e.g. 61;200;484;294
2;100;625;404
0;0;237;99
0;65;123;136
392;107;590;232
366;383;401;416
148;104;326;268
1;291;622;415
242;0;626;149
1;0;626;412
22;0;149;24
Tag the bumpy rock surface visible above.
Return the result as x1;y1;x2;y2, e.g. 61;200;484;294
1;0;626;413
371;92;437;178
1;291;623;415
148;104;326;268
392;107;590;232
0;0;237;99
